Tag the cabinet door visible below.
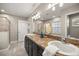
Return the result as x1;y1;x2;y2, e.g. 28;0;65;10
32;43;37;56
28;39;33;56
37;46;44;56
24;36;44;56
24;36;29;54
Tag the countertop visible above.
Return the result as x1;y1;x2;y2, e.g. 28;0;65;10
25;34;79;56
25;34;66;56
26;34;57;49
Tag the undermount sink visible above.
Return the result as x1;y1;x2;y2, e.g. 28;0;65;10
48;41;79;56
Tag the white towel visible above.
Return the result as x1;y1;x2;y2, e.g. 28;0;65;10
42;45;59;56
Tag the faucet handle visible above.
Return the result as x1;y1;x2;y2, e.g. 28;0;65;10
62;37;65;40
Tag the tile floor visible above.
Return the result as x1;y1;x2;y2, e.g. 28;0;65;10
0;41;28;56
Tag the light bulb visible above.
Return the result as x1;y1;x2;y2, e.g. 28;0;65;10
59;3;64;7
48;4;52;9
52;6;55;11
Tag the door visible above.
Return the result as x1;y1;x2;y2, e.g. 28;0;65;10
18;20;28;42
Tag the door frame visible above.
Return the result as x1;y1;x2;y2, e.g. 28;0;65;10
0;16;11;44
17;20;29;42
65;10;79;38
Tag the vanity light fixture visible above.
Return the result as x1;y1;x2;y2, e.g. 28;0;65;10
32;17;34;20
47;3;64;11
36;12;40;18
48;3;57;9
32;12;41;20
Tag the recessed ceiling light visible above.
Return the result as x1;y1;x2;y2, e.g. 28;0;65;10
52;6;55;11
1;9;5;12
59;3;64;7
48;4;52;9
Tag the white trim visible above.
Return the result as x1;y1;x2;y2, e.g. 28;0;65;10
0;44;10;52
66;10;79;16
65;15;68;38
0;16;11;52
10;41;18;44
10;41;24;44
17;41;24;43
65;10;79;38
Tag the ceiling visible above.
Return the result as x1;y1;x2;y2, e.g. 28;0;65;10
0;3;40;17
0;3;79;19
33;3;79;20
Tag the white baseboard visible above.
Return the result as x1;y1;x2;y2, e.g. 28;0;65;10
10;40;24;44
0;44;10;52
10;41;18;44
18;41;24;42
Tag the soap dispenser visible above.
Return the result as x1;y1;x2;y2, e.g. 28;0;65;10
40;32;45;38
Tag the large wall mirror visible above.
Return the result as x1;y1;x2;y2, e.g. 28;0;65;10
51;17;61;35
44;22;52;34
44;17;61;35
67;13;79;38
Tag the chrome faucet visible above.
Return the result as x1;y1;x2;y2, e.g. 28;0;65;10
61;36;66;43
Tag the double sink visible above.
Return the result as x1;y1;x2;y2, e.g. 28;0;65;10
48;41;79;56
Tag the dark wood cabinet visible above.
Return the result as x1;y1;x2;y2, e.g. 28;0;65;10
24;36;44;56
32;42;38;56
24;36;29;54
37;46;44;56
28;39;33;56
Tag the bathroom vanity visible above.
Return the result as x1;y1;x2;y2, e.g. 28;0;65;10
24;34;67;56
24;35;44;56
